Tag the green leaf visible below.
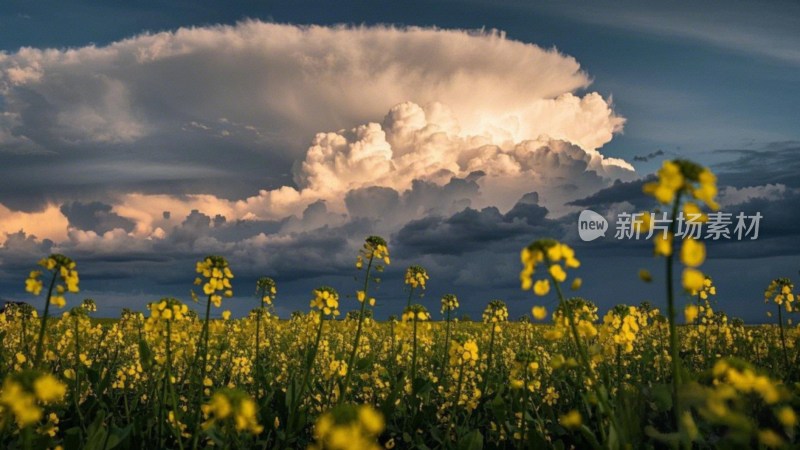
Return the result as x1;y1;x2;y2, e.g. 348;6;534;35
651;383;672;411
138;338;154;370
458;430;483;450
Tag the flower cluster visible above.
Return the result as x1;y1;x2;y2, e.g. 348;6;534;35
309;404;385;450
764;278;795;313
685;277;718;325
642;160;719;294
548;298;599;341
600;305;647;353
25;254;80;308
147;298;189;322
310;287;340;317
680;358;795;448
81;298;97;312
509;349;540;391
194;255;234;307
404;265;429;290
201;388;263;435
482;300;508;332
449;339;480;367
440;294;459;314
325;360;348;379
0;371;66;428
690;276;716;300
520;239;580;296
356;236;390;270
256;277;277;305
643;159;719;210
711;359;785;405
402;304;430;322
446;338;482;411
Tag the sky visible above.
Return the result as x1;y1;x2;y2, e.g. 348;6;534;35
0;0;798;322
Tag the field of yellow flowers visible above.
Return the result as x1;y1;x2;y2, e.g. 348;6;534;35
1;159;798;450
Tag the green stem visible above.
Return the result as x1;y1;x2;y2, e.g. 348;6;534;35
341;253;375;403
161;326;171;447
616;345;622;398
411;318;419;383
439;310;452;383
665;192;682;429
165;321;185;450
482;325;496;394
73;318;87;435
550;271;623;443
21;313;30;366
519;366;529;450
255;302;262;399
452;362;464;427
777;305;790;372
389;320;396;378
34;271;58;367
191;296;214;450
291;311;325;431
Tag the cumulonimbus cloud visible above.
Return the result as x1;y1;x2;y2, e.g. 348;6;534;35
0;21;633;244
0;22;622;150
108;100;635;237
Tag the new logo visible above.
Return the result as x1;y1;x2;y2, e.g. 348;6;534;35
578;210;608;241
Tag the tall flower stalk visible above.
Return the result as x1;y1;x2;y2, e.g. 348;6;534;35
291;287;339;431
439;294;459;383
643;159;718;431
25;254;79;368
145;298;188;449
402;304;430;383
481;300;508;393
190;255;233;450
341;236;389;403
404;265;429;308
254;277;276;394
522;239;623;443
764;278;795;371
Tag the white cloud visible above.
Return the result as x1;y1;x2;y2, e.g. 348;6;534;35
717;184;790;208
1;22;620;156
0;22;633;243
110;101;634;234
0;203;69;243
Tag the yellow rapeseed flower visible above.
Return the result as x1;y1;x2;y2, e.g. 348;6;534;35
683;268;705;292
549;264;567;283
559;410;582;429
33;374;67;404
680;238;706;268
684;304;699;323
533;279;550;296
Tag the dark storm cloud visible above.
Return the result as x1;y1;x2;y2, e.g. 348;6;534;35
633;149;664;162
713;141;800;188
60;201;135;234
345;177;479;227
703;190;800;259
0;231;53;268
0;136;294;212
567;176;655;209
392;194;563;256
